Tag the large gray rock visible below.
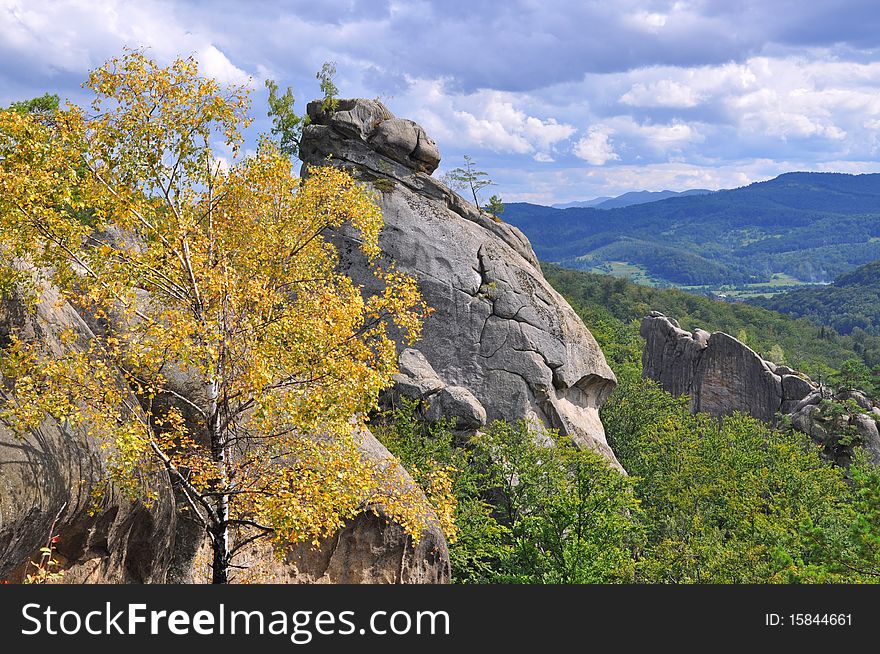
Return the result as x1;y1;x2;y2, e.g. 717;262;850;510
641;312;880;466
641;312;816;423
393;348;445;399
301;99;619;468
425;385;487;429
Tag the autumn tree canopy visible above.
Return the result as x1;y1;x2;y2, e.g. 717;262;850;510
0;50;442;583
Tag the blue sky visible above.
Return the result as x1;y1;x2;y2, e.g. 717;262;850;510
4;0;880;204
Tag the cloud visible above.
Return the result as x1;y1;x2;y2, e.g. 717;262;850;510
4;1;880;203
620;80;702;107
0;0;252;99
399;84;575;159
573;126;619;165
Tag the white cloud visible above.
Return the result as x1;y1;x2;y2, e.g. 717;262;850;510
625;11;668;33
402;84;575;158
573;126;619;165
620;79;701;107
0;0;252;89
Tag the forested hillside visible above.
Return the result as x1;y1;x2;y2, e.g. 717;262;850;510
753;260;880;336
505;172;880;287
541;264;880;371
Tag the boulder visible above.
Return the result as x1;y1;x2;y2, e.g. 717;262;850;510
301;99;620;468
392;348;445;399
425;385;487;429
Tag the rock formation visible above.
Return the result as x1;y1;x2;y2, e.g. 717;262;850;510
641;311;880;465
641;311;812;421
0;284;449;584
300;99;619;467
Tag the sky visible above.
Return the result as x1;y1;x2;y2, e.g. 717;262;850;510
3;0;880;204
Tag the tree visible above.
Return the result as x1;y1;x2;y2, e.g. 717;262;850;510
831;358;874;394
445;155;495;209
265;79;304;158
8;92;60;125
0;50;436;583
265;60;338;158
316;61;339;115
484;194;504;222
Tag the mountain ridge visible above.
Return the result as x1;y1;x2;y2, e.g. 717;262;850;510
551;188;712;210
505;171;880;287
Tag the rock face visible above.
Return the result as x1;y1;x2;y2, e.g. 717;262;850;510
641;312;815;422
301;99;619;467
641;312;880;466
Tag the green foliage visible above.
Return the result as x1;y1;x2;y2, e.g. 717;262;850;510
316;61;339;115
603;368;862;583
374;403;503;583
842;453;880;578
754;259;880;336
265;79;304;157
471;422;642;583
376;406;642;583
543;263;880;369
8;93;59;125
831;359;875;394
484;194;504;221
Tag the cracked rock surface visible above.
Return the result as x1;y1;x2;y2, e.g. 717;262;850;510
301;99;619;468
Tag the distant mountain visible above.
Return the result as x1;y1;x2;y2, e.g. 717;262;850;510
551;189;710;210
752;260;880;335
552;197;612;209
504;172;880;287
594;188;712;209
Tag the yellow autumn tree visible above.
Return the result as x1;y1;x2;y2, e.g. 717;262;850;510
0;51;440;583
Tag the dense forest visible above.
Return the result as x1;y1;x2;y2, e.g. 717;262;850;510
540;264;880;371
753;260;880;336
504;172;880;287
376;265;880;584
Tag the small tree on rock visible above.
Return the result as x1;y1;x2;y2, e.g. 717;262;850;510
445;155;495;209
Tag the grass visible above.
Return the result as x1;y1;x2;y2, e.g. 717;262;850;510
588;261;664;287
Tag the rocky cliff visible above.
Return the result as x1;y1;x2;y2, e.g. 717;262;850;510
641;311;880;466
300;99;619;467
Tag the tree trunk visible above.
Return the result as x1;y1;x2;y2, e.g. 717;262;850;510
211;521;230;584
207;378;230;584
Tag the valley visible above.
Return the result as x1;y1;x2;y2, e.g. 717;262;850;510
505;172;880;293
